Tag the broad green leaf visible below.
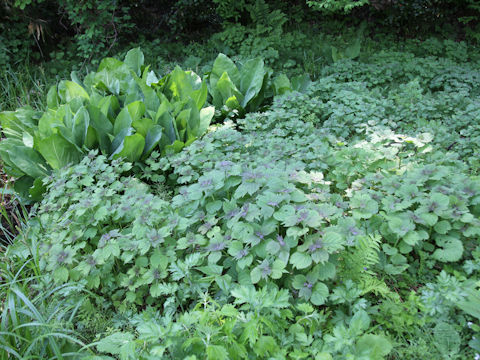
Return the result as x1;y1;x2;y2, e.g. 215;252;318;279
206;345;229;360
254;336;277;357
85;126;97;149
416;211;438;226
387;214;414;237
250;266;262;284
95;58;133;95
98;57;124;72
315;262;336;280
127;100;146;122
124;47;144;76
113;107;133;136
87;105;113;154
57;125;82;154
150;249;168;269
239;57;265;107
198;106;214;135
156;102;177;144
292;275;307;289
96;332;135;355
433;322;460;355
273;74;292;96
53;267;69;283
29;177;47;201
176;109;191;142
145;69;159;86
35;134;83;169
331;46;341;62
245;72;268;112
0;138;27;176
271;259;286;279
23;132;34;147
1;108;38;139
112;133;145;162
191;81;208;111
349;310;370;335
210;53;240;89
93;95;120;121
433;235;463;262
344;38;361;59
457;289;480;320
95;70;120;95
356;334;392;359
5;144;48;178
225;95;241;112
46;85;59;109
132;118;154;137
434;220;451;234
110;127;133;156
60;80;89;102
70;70;83;86
13;176;34;200
134;71;160;113
184;99;201;134
291;74;312;92
214;72;244;109
164;66;203;104
351;193;378;219
403;231;423;246
429;192;450;215
142;125;163;158
315;353;333;360
72;106;90;147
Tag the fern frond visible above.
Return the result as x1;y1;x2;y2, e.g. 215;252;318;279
340;233;381;279
357;233;381;270
248;0;270;24
360;275;399;301
339;233;396;300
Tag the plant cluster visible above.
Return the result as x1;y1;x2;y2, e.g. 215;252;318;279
26;95;480;358
2;22;480;360
208;53;310;119
0;48;214;201
0;229;90;358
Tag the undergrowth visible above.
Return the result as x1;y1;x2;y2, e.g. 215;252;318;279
0;28;479;360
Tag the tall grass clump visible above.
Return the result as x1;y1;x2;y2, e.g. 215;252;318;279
0;65;49;112
0;224;89;359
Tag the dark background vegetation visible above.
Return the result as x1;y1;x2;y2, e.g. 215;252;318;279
1;0;480;68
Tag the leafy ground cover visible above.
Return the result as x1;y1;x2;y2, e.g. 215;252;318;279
1;32;480;359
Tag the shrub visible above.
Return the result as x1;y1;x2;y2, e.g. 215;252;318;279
0;48;214;201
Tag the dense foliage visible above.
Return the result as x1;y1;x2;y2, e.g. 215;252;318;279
2;0;480;67
1;2;480;359
0;48;214;201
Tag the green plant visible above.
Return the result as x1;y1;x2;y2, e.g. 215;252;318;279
208;53;309;119
0;185;29;246
45;0;134;61
3;19;480;360
0;48;213;201
0;224;89;359
0;65;49;112
306;0;369;13
89;291;391;359
209;53;270;118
